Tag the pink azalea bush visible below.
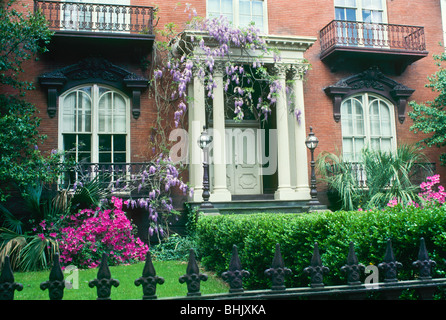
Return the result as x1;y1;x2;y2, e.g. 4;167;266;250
58;196;149;268
386;174;446;209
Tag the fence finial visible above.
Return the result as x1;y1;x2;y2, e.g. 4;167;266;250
341;242;365;285
88;253;120;300
265;243;292;291
135;251;165;300
0;256;23;300
304;242;329;288
378;239;402;282
222;245;250;293
179;249;207;296
40;253;65;300
413;237;436;280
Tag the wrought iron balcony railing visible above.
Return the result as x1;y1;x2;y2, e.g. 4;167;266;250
34;0;156;37
60;162;155;192
320;20;427;59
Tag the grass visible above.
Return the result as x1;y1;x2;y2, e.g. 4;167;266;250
13;260;229;300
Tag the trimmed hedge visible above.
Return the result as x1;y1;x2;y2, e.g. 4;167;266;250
196;205;446;290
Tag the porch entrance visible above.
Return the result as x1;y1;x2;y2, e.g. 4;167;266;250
225;120;263;195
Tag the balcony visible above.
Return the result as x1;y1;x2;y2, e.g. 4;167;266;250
60;162;154;194
34;0;156;51
319;20;428;74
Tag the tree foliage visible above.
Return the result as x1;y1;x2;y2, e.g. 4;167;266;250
408;51;446;165
0;0;57;201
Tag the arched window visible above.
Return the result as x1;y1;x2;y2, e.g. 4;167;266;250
341;93;396;161
59;84;130;169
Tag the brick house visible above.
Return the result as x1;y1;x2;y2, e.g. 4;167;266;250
5;0;446;235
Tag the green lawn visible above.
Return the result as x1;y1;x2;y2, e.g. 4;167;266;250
13;260;229;300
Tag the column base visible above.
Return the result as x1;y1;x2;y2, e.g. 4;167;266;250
274;188;299;200
210;188;232;202
294;187;312;200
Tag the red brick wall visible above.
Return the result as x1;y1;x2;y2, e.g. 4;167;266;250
7;0;446;192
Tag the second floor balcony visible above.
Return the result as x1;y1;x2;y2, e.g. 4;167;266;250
319;20;428;74
34;0;156;43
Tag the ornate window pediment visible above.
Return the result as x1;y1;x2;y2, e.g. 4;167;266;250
324;66;414;124
38;58;149;119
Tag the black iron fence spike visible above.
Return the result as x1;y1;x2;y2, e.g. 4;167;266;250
221;245;250;293
0;256;23;300
341;242;365;285
412;237;436;280
88;253;120;300
304;242;329;288
135;251;164;300
179;249;207;297
40;253;65;300
378;239;402;283
265;243;292;291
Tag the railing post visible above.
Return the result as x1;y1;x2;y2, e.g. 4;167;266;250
304;242;329;288
0;256;23;300
221;245;250;293
88;253;120;300
179;249;208;297
134;252;165;300
40;253;66;300
341;242;365;285
413;238;437;300
265;244;292;291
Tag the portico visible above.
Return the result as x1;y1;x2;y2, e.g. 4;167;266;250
186;33;317;204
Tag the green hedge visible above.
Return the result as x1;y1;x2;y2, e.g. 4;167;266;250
196;205;446;290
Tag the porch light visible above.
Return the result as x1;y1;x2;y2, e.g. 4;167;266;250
305;126;319;150
305;126;321;206
198;126;213;149
198;126;213;209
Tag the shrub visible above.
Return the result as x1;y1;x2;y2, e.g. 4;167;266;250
196;205;446;290
58;197;149;268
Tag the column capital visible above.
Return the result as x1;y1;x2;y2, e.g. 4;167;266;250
287;63;310;81
213;61;226;77
269;63;288;79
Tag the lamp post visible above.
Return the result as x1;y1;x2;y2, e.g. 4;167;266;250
305;126;321;206
198;126;213;209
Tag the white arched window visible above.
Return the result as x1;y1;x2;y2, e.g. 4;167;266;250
59;84;130;166
341;93;396;161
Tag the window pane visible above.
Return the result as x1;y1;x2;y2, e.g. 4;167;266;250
380;103;391;135
113;93;127;133
78;134;91;152
113;153;126;163
78;91;91;132
99;153;111;163
99;92;112;132
343;138;353;161
252;1;263;15
63;134;76;151
381;138;392;152
62;93;76;132
99;134;112;152
113;135;126;151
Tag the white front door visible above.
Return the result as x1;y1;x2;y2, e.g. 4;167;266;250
225;122;262;195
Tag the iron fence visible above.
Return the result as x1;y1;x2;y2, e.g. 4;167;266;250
1;237;445;300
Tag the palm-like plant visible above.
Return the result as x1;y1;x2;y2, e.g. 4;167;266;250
0;176;106;271
317;145;432;211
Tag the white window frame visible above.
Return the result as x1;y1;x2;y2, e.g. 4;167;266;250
334;0;388;23
58;84;131;165
206;0;268;34
341;93;397;162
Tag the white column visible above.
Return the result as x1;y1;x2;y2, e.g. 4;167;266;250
188;71;207;202
290;64;311;200
210;63;231;201
273;64;297;200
